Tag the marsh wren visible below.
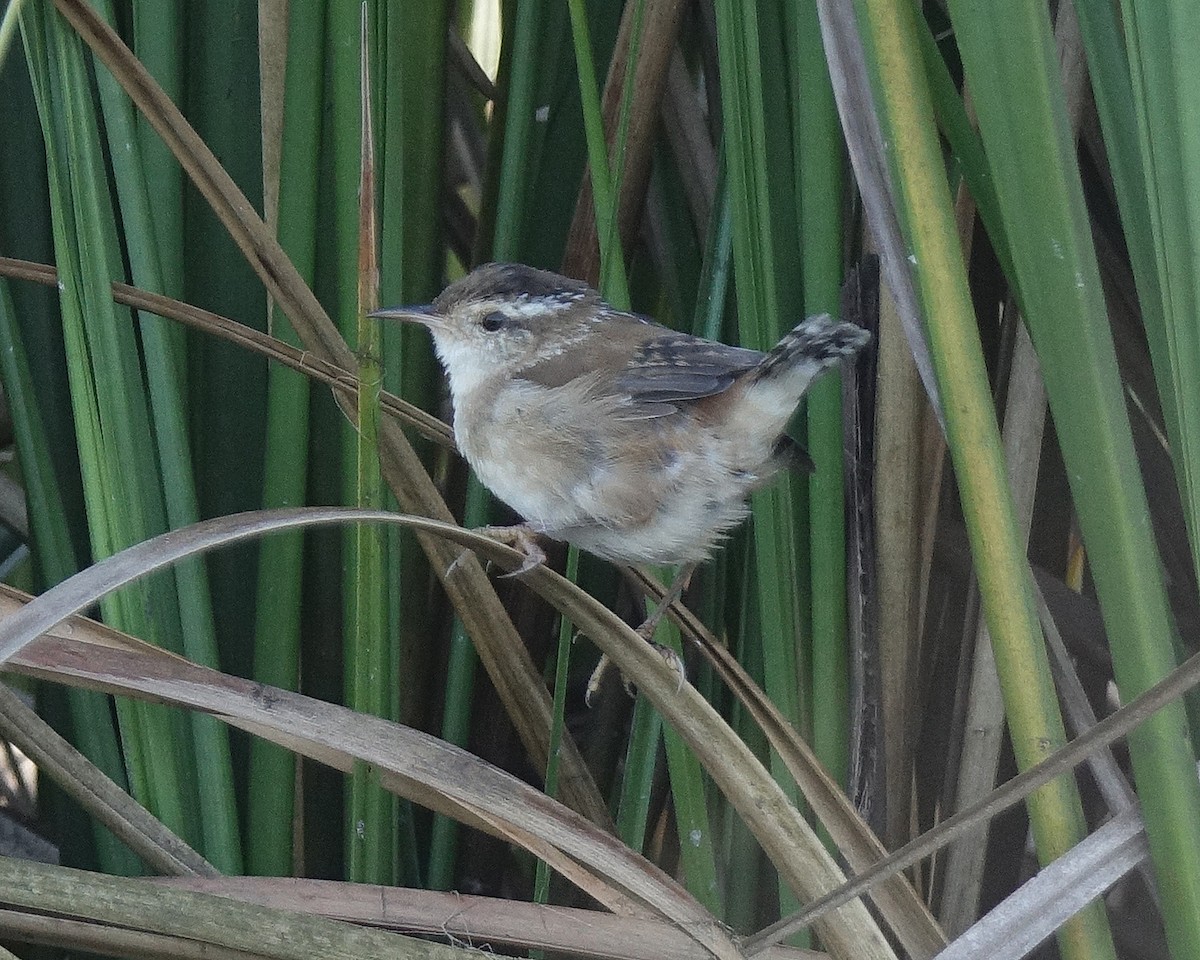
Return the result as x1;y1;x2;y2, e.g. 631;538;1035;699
374;263;869;696
374;261;869;568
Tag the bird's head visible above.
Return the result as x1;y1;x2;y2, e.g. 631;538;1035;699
371;263;608;392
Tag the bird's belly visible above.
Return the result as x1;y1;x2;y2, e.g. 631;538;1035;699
473;450;584;530
457;396;778;565
457;412;599;530
562;490;752;565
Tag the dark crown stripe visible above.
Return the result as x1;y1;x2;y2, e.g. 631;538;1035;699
442;262;596;306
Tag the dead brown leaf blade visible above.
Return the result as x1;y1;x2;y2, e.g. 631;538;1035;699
0;856;480;960
0;509;738;958
153;878;827;960
2;603;738;956
0;256;455;450
0;505;896;959
627;569;946;959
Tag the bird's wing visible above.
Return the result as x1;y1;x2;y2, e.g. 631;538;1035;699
521;315;765;419
612;333;764;407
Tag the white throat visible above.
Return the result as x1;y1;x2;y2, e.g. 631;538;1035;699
432;334;496;404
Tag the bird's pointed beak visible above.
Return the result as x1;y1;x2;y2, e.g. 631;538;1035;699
368;303;440;327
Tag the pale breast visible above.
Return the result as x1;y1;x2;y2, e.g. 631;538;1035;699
453;377;785;565
455;379;642;531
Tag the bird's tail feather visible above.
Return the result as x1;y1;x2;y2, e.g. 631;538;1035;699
731;315;869;432
754;313;870;383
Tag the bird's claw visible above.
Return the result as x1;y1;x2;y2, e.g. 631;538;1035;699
474;525;547;578
585;642;686;706
501;551;546;578
655;643;687;693
615;643;686;698
584;654;610;708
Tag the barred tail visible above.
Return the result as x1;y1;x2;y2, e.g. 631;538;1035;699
732;315;869;432
754;313;871;383
720;314;873;468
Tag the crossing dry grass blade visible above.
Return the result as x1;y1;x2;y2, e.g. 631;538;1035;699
0;507;897;959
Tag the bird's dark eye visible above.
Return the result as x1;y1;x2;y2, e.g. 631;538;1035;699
481;311;506;332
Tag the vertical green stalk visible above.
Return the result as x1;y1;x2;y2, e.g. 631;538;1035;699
248;0;324;878
713;0;808;928
0;2;30;69
0;16;130;875
856;0;1117;956
565;0;629;304
425;482;485;891
492;0;544;257
378;0;445;389
785;0;849;793
615;693;663;852
0;278;136;875
1070;0;1167;454
660;620;723;918
348;248;389;879
90;0;241;875
947;0;1200;953
533;547;579;903
1113;0;1200;562
22;3;201;850
131;0;183;301
694;152;734;343
377;0;448;890
723;556;766;928
598;0;645;285
182;0;267;667
335;0;392;886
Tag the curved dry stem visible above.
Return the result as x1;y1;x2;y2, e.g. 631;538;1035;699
151;878;826;960
746;640;1200;950
626;571;946;958
0;506;892;959
9;502;1187;954
0;596;736;957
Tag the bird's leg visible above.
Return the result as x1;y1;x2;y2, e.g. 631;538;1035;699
586;564;695;705
635;564;695;641
473;524;548;577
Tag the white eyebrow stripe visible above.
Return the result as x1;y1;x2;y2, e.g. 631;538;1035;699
491;296;581;319
509;300;556;317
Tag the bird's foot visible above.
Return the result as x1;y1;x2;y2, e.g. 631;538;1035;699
584;565;696;705
585;643;686;706
474;524;548;577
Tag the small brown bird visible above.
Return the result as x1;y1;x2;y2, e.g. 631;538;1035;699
374;262;869;570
